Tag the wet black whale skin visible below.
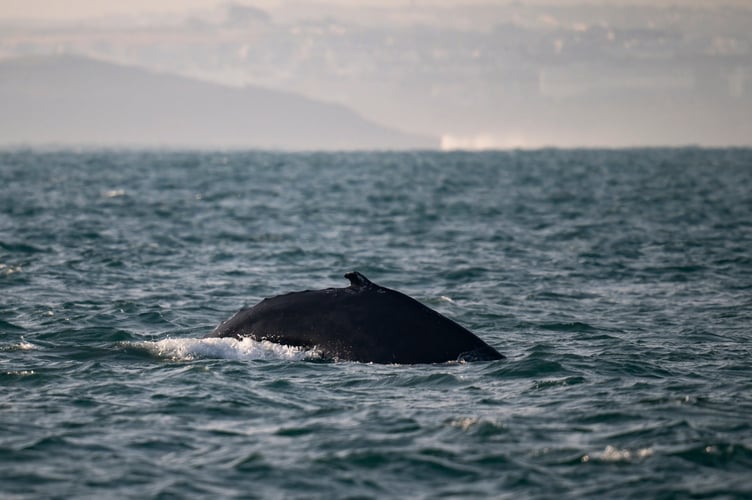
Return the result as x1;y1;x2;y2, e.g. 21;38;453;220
208;272;504;364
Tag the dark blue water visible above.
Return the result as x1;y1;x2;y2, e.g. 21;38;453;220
2;149;751;498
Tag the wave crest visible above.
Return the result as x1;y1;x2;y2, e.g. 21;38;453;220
133;337;318;362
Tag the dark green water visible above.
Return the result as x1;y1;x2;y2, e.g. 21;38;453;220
1;149;751;498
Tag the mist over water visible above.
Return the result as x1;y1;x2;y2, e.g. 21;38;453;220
2;1;751;148
2;149;751;498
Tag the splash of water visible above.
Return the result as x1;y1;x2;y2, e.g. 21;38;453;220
134;337;319;362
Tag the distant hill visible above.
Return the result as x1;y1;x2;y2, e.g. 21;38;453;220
0;54;437;150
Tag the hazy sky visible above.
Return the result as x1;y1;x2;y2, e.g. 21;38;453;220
1;0;222;20
9;1;432;20
2;0;751;148
3;0;750;21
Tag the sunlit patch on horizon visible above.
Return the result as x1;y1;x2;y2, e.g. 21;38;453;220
441;133;533;151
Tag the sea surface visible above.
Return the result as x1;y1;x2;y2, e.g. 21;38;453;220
1;148;751;498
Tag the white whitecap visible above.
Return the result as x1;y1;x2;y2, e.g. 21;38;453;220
134;337;318;362
5;370;35;376
582;445;654;463
17;340;36;350
0;263;23;275
1;339;37;352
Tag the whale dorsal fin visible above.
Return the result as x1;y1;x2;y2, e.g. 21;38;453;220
345;271;374;289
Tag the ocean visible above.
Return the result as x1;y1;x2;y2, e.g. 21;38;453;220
1;148;751;498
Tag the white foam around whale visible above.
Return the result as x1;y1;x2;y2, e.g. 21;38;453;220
135;337;318;362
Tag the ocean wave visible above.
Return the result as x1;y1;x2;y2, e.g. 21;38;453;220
131;337;319;362
0;338;36;352
581;445;654;463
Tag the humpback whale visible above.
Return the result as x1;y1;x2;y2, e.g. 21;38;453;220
208;272;503;364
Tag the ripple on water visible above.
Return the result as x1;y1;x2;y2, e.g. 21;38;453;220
1;149;751;498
